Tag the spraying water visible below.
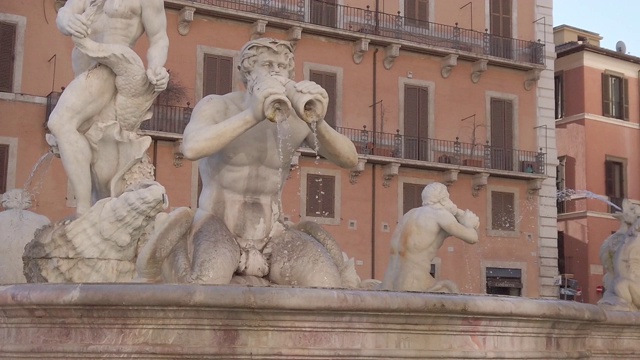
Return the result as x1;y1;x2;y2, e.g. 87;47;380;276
22;152;55;203
556;188;622;211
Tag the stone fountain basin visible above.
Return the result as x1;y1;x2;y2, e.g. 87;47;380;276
0;284;637;359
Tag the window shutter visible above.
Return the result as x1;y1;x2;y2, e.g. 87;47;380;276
0;144;8;194
602;73;612;117
306;174;335;218
417;87;429;139
417;0;429;22
491;191;503;230
404;85;419;135
492;191;515;231
310;70;337;128
490;0;511;37
604;161;614;197
402;183;425;214
203;54;233;97
623;78;630;120
0;22;16;93
405;0;417;20
491;98;505;148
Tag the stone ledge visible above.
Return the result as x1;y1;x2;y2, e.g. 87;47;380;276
0;284;634;359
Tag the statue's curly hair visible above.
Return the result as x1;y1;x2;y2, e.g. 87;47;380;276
421;182;449;206
238;38;295;85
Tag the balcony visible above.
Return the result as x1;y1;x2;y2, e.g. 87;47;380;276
336;126;546;176
45;92;191;138
171;0;544;66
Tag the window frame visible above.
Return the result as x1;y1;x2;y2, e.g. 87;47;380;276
604;156;626;212
0;13;26;95
397;177;432;221
481;260;527;296
487;186;520;237
554;71;565;119
300;167;342;225
602;70;629;120
303;63;343;128
0;136;17;194
195;46;239;101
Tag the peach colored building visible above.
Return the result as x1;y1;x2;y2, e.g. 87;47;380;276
555;25;640;304
0;0;557;297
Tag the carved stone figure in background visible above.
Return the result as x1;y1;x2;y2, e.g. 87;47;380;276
0;190;50;284
381;182;479;293
46;0;169;216
599;200;640;311
137;38;360;288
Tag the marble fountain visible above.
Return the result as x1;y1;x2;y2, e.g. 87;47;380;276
2;1;640;358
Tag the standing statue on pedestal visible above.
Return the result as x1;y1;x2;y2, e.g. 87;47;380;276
137;38;362;288
380;182;479;293
23;0;171;283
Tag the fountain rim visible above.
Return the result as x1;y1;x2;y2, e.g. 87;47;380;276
0;283;610;322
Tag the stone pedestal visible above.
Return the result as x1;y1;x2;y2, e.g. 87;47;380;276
0;284;637;359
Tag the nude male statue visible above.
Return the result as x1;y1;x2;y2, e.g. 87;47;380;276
47;0;169;216
380;182;479;292
137;38;359;287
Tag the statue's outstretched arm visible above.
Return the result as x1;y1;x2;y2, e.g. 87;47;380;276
306;120;358;169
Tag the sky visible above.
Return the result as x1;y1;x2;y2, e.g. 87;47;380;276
553;0;640;55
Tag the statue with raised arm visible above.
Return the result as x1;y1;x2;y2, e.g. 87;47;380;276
380;182;479;293
46;0;169;216
136;38;361;288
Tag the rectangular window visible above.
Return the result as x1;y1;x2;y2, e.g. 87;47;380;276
0;21;16;93
490;98;514;171
404;85;429;161
491;191;515;231
404;0;429;26
602;73;629;120
0;144;8;194
310;0;336;27
306;174;335;218
309;70;337;128
489;0;512;59
203;54;233;97
402;182;426;214
486;267;522;296
605;159;625;212
554;72;564;119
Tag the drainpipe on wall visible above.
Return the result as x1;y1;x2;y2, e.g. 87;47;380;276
371;48;379;279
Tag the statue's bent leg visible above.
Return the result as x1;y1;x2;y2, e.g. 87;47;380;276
268;229;342;288
47;65;116;215
190;214;241;285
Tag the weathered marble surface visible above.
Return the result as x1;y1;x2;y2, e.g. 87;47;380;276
137;38;361;289
0;190;50;284
0;283;636;359
599;199;640;311
381;182;479;293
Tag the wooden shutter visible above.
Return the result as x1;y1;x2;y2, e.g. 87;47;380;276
403;182;425;214
309;70;337;128
623;78;630;120
203;54;233;97
405;0;416;20
490;98;513;170
604;161;614;197
0;22;16;93
310;0;336;27
0;144;8;194
490;0;511;37
404;85;428;160
306;174;335;218
602;73;612;117
417;0;429;22
491;191;515;231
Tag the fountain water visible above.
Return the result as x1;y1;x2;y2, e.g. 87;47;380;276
557;188;622;211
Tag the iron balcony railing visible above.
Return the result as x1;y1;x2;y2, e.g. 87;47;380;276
187;0;544;65
46;92;192;135
337;126;546;175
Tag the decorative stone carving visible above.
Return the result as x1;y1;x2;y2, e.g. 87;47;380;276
524;69;542;91
442;169;459;186
178;6;195;36
287;26;302;42
383;44;401;70
251;20;268;40
0;190;50;284
472;172;490;197
350;158;367;184
471;59;488;83
136;38;363;289
382;162;400;187
381;182;479;292
352;39;369;64
440;54;458;78
527;178;544;199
